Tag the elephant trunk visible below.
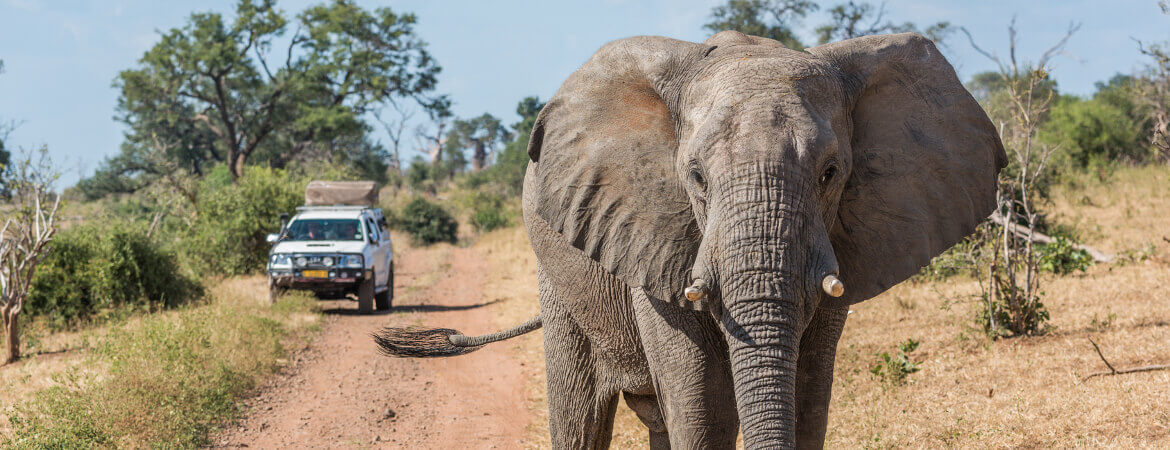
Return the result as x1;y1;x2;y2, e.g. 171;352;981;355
721;295;802;448
710;172;824;448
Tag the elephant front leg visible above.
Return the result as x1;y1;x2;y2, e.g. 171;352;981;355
794;306;849;449
630;287;739;449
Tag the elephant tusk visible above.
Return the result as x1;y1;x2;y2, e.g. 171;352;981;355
822;274;844;298
684;279;709;301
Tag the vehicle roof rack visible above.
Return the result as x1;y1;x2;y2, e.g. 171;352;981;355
295;205;377;212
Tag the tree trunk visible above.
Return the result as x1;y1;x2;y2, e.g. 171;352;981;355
3;309;18;365
229;150;246;180
472;140;487;171
428;142;443;166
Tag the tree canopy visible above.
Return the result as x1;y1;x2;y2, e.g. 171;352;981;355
703;0;818;49
702;0;951;49
81;0;447;198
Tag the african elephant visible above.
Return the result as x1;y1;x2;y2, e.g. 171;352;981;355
376;31;1005;449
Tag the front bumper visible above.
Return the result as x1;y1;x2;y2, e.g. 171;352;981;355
269;268;371;290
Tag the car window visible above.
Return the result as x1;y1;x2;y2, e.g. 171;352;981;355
365;218;379;242
286;219;363;241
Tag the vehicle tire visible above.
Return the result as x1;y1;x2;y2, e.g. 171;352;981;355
357;276;375;314
268;277;282;304
375;262;393;310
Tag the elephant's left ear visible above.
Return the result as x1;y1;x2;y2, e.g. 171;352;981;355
808;33;1007;307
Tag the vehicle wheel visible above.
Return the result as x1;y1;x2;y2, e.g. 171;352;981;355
357;276;375;314
375;262;393;310
268;277;283;304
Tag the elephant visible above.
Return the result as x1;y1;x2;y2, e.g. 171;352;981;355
375;30;1005;449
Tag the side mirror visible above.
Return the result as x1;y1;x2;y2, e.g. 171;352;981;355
266;233;280;243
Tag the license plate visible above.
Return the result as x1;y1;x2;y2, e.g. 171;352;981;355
302;270;328;278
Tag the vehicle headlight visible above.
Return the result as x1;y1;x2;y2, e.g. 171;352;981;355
270;253;292;269
341;254;363;268
322;256;335;267
295;256;308;267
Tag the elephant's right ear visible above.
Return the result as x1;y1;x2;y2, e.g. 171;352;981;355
524;36;705;310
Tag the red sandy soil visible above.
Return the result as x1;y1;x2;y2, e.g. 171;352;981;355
213;243;531;449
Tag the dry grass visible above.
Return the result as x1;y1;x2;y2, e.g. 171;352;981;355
477;165;1170;448
0;276;321;448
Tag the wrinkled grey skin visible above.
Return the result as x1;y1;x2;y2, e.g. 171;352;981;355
528;31;1003;449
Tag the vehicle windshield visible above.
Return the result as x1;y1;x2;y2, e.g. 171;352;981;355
285;219;363;241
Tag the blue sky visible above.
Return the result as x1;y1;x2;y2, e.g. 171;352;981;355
1;0;1167;186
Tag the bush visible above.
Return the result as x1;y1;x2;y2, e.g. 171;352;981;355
393;196;458;245
182;166;302;275
1037;236;1093;275
26;223;202;329
469;192;511;232
1041;96;1146;169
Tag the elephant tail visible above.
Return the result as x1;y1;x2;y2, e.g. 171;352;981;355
373;316;543;358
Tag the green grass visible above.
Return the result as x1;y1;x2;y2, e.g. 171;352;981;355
5;280;319;449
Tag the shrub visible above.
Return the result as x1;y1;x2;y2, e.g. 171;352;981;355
469;192;511;232
182;166;302;275
1041;96;1146;169
1037;236;1093;275
978;286;1051;338
869;339;922;386
26;223;202;329
393;196;458;245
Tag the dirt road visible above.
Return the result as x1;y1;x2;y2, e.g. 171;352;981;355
214;242;534;449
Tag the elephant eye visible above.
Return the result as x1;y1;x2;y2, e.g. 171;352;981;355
690;168;707;192
820;164;838;186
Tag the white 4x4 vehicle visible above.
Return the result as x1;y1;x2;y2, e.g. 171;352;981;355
266;182;393;313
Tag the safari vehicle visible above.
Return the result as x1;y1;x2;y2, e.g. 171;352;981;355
266;181;394;313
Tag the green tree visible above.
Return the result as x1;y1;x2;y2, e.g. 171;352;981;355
97;0;446;192
460;96;545;196
1041;96;1143;168
703;0;817;49
447;113;511;171
815;1;952;45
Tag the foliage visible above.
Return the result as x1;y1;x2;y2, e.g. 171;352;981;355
467;192;511;232
6;287;318;448
84;0;447;195
703;0;818;49
815;1;951;45
392;196;458;245
182;166;302;275
869;339;921;385
1041;95;1145;169
1036;236;1093;275
447;113;511;172
978;280;1051;338
26;223;202;330
456;96;543;196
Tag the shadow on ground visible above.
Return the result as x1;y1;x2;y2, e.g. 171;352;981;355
321;299;502;316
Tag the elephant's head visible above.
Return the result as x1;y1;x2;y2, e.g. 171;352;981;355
524;31;1004;446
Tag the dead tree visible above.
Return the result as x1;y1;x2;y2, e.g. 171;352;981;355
374;99;416;175
961;18;1080;336
0;147;61;364
1135;13;1170;162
